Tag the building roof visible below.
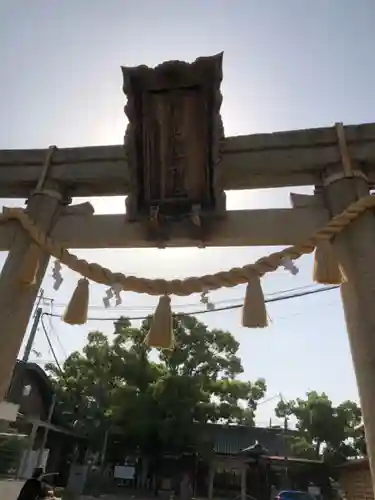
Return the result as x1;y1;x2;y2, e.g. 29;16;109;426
20;361;54;405
201;423;290;456
8;360;54;409
337;458;369;470
7;360;86;440
267;456;324;465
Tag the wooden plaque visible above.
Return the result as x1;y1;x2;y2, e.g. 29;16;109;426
122;53;225;221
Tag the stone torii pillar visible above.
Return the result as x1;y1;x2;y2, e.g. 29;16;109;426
0;148;67;410
322;162;375;489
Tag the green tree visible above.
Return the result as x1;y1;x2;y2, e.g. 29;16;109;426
47;315;267;456
46;330;122;451
146;315;266;450
275;391;362;462
353;424;366;456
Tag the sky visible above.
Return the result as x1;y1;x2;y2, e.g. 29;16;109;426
1;0;375;426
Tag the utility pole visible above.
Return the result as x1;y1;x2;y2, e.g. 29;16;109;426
17;302;45;476
22;307;43;363
36;393;56;468
18;421;38;478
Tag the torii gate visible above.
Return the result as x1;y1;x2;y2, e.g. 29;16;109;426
1;53;375;487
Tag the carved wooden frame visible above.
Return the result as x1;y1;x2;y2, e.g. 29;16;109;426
122;53;226;222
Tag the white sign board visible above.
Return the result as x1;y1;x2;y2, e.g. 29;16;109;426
66;464;89;495
114;465;135;480
0;402;19;422
308;486;321;497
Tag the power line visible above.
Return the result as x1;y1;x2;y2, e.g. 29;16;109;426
43;284;339;322
49;320;68;358
40;316;64;375
40;317;81;407
37;284;339;371
258;394;281;406
47;300;68;358
42;284;335;312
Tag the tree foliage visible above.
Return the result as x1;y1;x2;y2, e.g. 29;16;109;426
275;391;363;463
46;316;365;464
46;316;266;455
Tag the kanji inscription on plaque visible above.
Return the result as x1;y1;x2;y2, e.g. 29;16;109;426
122;53;225;222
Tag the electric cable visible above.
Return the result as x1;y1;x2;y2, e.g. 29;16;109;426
47;283;327;312
43;284;339;322
40;315;64;376
47;300;68;358
41;316;91;420
37;284;338;377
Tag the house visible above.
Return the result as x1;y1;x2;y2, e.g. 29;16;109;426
196;424;331;500
132;424;291;497
338;458;373;500
196;423;291;500
5;360;86;483
335;423;371;500
129;423;329;500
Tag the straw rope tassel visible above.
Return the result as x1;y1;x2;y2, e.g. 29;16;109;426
242;274;268;328
63;278;90;325
145;295;174;349
313;241;347;285
19;243;41;285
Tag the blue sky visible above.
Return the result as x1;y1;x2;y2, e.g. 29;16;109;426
1;0;375;425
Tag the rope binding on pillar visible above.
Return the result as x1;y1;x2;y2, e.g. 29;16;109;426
19;146;60;286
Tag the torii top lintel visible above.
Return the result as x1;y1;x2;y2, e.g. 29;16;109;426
0;52;375;201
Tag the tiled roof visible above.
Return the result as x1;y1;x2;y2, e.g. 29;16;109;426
338;458;369;470
201;423;290;456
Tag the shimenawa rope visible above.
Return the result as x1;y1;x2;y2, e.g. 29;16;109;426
1;193;374;348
